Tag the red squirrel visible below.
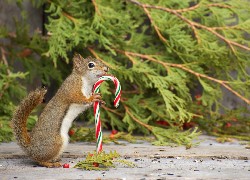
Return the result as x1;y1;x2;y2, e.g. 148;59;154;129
12;54;108;167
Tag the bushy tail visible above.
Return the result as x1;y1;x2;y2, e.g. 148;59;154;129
12;88;47;149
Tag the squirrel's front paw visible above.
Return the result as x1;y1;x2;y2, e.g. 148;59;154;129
92;93;106;105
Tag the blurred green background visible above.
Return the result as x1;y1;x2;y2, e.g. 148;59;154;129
0;0;249;146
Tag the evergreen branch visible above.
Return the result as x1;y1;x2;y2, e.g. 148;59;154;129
61;11;79;24
102;105;123;117
207;3;233;9
190;24;200;44
211;26;243;31
143;103;174;126
0;47;11;75
47;0;78;24
0;47;10;100
190;22;237;53
118;50;250;105
124;104;153;131
168;10;247;53
124;51;138;64
128;0;200;13
92;0;101;16
145;100;203;121
142;6;169;45
172;65;250;104
174;3;200;13
88;47;116;69
122;90;140;94
220;83;250;104
126;0;250;52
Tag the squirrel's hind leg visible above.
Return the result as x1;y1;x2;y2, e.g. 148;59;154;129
38;161;61;168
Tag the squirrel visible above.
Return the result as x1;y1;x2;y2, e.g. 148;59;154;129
12;53;109;167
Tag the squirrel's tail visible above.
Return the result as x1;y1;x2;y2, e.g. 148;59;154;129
12;88;47;149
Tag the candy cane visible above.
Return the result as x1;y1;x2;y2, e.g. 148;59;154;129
92;75;121;153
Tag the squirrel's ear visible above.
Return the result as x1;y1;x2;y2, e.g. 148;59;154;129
73;53;83;70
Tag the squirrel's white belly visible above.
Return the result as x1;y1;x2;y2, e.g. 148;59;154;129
60;103;89;154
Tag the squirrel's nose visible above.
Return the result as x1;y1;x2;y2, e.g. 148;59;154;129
104;67;109;73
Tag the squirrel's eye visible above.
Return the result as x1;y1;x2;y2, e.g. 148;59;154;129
88;62;95;69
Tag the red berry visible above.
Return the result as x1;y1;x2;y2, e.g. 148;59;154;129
109;134;115;139
93;162;99;167
19;48;32;57
183;122;195;130
156;120;169;126
195;94;202;99
225;122;232;128
195;94;202;105
68;129;75;136
196;101;202;105
63;163;70;168
111;129;118;135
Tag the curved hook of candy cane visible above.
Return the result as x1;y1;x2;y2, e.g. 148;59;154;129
93;75;121;108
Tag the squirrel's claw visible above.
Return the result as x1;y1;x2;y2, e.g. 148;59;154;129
99;100;106;106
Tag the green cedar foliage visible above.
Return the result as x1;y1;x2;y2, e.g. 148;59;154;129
74;151;135;170
0;0;249;145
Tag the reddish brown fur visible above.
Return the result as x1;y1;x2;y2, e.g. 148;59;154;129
12;88;47;149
